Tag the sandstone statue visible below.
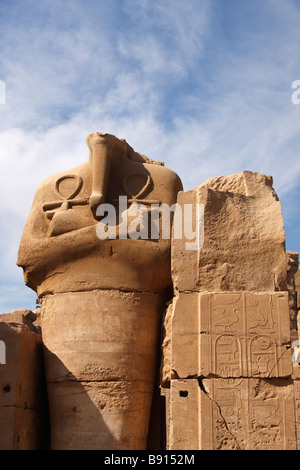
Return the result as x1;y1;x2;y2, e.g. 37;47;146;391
17;132;183;450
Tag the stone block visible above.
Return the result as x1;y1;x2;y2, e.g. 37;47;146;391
171;292;292;379
169;378;297;450
169;379;199;450
172;171;287;293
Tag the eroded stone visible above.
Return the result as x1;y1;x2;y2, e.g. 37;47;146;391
172;171;287;293
0;312;48;449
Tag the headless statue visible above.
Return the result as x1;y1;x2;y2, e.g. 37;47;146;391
17;132;183;450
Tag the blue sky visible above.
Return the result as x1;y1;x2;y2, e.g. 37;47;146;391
0;0;300;312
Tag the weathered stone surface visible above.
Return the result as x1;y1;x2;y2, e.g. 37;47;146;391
287;251;299;342
169;378;297;450
0;311;48;449
172;171;287;293
0;309;40;334
159;386;171;450
169;380;199;450
160;302;173;385
170;292;292;379
41;290;161;383
296;268;300;311
293;365;300;449
47;379;153;450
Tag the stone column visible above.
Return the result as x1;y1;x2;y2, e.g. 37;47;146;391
164;171;298;450
0;310;48;449
17;132;182;450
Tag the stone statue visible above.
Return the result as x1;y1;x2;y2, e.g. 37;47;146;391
17;132;183;450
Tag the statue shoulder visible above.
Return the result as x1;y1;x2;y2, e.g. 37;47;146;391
144;163;183;205
30;162;91;206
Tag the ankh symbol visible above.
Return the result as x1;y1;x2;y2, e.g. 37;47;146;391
43;174;88;220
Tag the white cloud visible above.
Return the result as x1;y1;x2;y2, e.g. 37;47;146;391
1;0;300;311
116;0;211;90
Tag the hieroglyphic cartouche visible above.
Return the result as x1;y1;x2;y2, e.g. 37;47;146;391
200;292;292;378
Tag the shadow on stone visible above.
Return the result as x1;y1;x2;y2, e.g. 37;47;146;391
43;346;140;450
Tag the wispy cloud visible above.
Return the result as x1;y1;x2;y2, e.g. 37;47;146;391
119;0;210;77
0;0;299;311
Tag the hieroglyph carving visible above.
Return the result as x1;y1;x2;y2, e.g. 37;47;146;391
43;174;86;219
201;292;291;377
171;292;292;378
202;378;297;450
169;378;297;450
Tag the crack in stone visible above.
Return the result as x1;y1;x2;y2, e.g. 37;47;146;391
265;346;291;378
197;378;242;450
47;378;153;385
3;404;46;413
